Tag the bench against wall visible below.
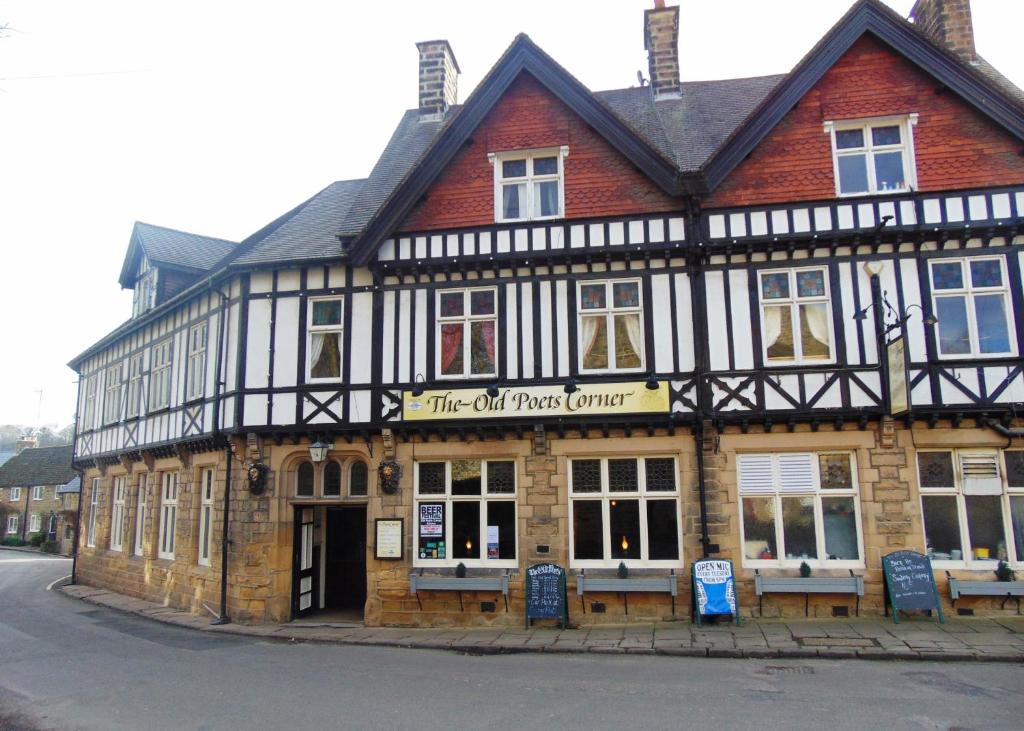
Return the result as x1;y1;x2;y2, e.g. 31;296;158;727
754;570;865;617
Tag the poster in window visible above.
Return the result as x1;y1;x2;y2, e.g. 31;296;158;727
487;525;499;559
886;336;909;416
418;503;445;559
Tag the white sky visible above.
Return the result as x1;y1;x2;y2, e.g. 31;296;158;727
0;0;1021;428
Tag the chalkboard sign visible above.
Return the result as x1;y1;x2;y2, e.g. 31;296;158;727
692;559;740;626
882;550;944;624
525;563;568;629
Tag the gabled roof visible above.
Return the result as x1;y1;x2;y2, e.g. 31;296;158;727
345;33;686;266
57;476;80;495
0;446;76;489
702;0;1024;191
117;221;237;288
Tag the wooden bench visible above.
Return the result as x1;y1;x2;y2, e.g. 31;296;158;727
409;570;510;612
575;570;678;616
754;570;865;617
947;574;1024;614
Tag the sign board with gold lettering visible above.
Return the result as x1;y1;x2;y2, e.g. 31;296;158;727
402;382;669;422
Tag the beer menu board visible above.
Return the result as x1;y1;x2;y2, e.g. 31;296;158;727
525;563;568;629
882;550;944;623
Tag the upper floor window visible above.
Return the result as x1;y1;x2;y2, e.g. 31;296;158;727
103;363;122;424
918;450;1024;567
930;257;1015;358
738;452;862;567
828;116;917;196
186;321;208;400
492;148;567;222
133;267;158;317
127;354;143;418
10;487;22;502
578;280;644;373
149;339;172;411
437;288;497;379
82;376;98;430
759;268;833;364
32;486;43;501
307;297;343;381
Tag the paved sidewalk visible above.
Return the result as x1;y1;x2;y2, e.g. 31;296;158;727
59;582;1024;662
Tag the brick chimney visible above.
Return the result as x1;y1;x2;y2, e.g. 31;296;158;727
15;435;37;454
416;40;460;119
644;1;681;100
910;0;977;63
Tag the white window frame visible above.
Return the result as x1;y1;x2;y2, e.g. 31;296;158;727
435;287;499;380
568;456;683;569
186;321;208;401
87;478;100;548
737;452;864;570
306;296;344;383
757;266;836;366
82;375;98;430
6;516;18;534
127;353;144;418
110;475;126;552
29;513;41;533
149;339;173;411
413;459;518;569
490;147;568;223
32;486;44;501
103;363;122;425
918;449;1024;569
133;266;158;317
576;279;646;374
197;468;214;566
158;472;178;560
134;474;147;557
928;256;1017;359
10;487;21;502
825;115;918;197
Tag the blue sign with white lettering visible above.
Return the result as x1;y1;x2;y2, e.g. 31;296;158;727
692;559;739;625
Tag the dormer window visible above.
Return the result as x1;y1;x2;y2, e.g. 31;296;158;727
491;147;568;222
825;115;917;197
133;266;158;317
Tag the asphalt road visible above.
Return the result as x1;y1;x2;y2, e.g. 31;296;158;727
1;548;1022;731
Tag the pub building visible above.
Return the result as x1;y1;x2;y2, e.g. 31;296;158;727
70;0;1024;626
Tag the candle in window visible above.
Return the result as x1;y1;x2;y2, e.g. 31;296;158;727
621;535;629;551
465;538;473;552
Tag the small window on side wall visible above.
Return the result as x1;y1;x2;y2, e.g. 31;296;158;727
827;116;917;196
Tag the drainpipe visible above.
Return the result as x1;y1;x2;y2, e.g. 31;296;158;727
70;379;84;584
210;280;233;626
984;418;1024;445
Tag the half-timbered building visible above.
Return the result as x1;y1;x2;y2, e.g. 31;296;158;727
70;0;1024;625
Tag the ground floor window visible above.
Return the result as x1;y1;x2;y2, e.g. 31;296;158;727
569;456;681;568
110;475;126;551
919;449;1024;567
198;468;214;566
158;472;178;559
737;452;862;568
414;459;516;567
7;515;19;533
294;457;372;499
87;478;100;547
29;512;41;534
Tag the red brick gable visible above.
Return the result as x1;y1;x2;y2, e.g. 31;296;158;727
705;34;1024;209
398;73;681;233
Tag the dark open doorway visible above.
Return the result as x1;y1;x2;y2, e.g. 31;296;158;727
324;506;367;613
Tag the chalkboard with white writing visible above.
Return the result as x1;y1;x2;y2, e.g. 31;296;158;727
882;550;944;623
525;563;568;629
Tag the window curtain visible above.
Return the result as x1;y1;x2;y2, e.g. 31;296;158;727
309;333;326;373
581;316;601;364
803;304;830;348
621;314;643;363
441;324;463;374
763;306;783;349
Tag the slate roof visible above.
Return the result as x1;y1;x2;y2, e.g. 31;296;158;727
0;446;76;488
118;221;237;288
57;476;80;495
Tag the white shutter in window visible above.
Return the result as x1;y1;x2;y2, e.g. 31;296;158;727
960;453;1001;495
777;453;817;493
737;454;775;494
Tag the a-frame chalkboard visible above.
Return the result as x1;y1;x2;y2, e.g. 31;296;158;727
882;550;944;624
525;563;569;629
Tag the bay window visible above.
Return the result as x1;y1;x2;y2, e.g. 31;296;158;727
414;459;517;567
437;288;497;379
307;297;343;381
738;452;862;567
828;116;916;196
569;456;681;568
493;149;565;222
919;450;1024;567
759;268;833;364
578;280;644;373
929;257;1014;358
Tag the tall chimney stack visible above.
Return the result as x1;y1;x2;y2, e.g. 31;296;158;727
910;0;977;63
644;1;681;100
416;40;460;119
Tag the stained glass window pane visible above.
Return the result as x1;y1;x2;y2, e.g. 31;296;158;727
822;497;858;560
580;284;606;310
610;499;641;560
469;290;494;315
486;461;516;494
470;321;496;375
645;458;676;492
451;459;482;496
782;496;817;560
819;454;853;490
571;460;601;493
439;291;464;317
918;452;955;488
871;125;901;145
970;259;1003;288
312;300;341;326
573;500;603;559
533;156;557;175
873;151;906;191
761;272;790;300
796;270;825;298
613;314;642;369
837;154;869;194
612;282;640;308
935;297;971;355
974;294;1010;354
608;459;638;492
742;497;777;559
1006;452;1024;488
536;181;559;217
323;462;341;496
923;495;961;559
647;500;679;560
835;128;864;149
418;462;446;495
931;261;964;290
502;159;526;177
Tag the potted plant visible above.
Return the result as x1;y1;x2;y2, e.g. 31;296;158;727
995;560;1016;582
799;561;812;578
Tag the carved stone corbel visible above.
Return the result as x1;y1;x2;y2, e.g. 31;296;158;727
381;428;396;461
174;443;192;470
